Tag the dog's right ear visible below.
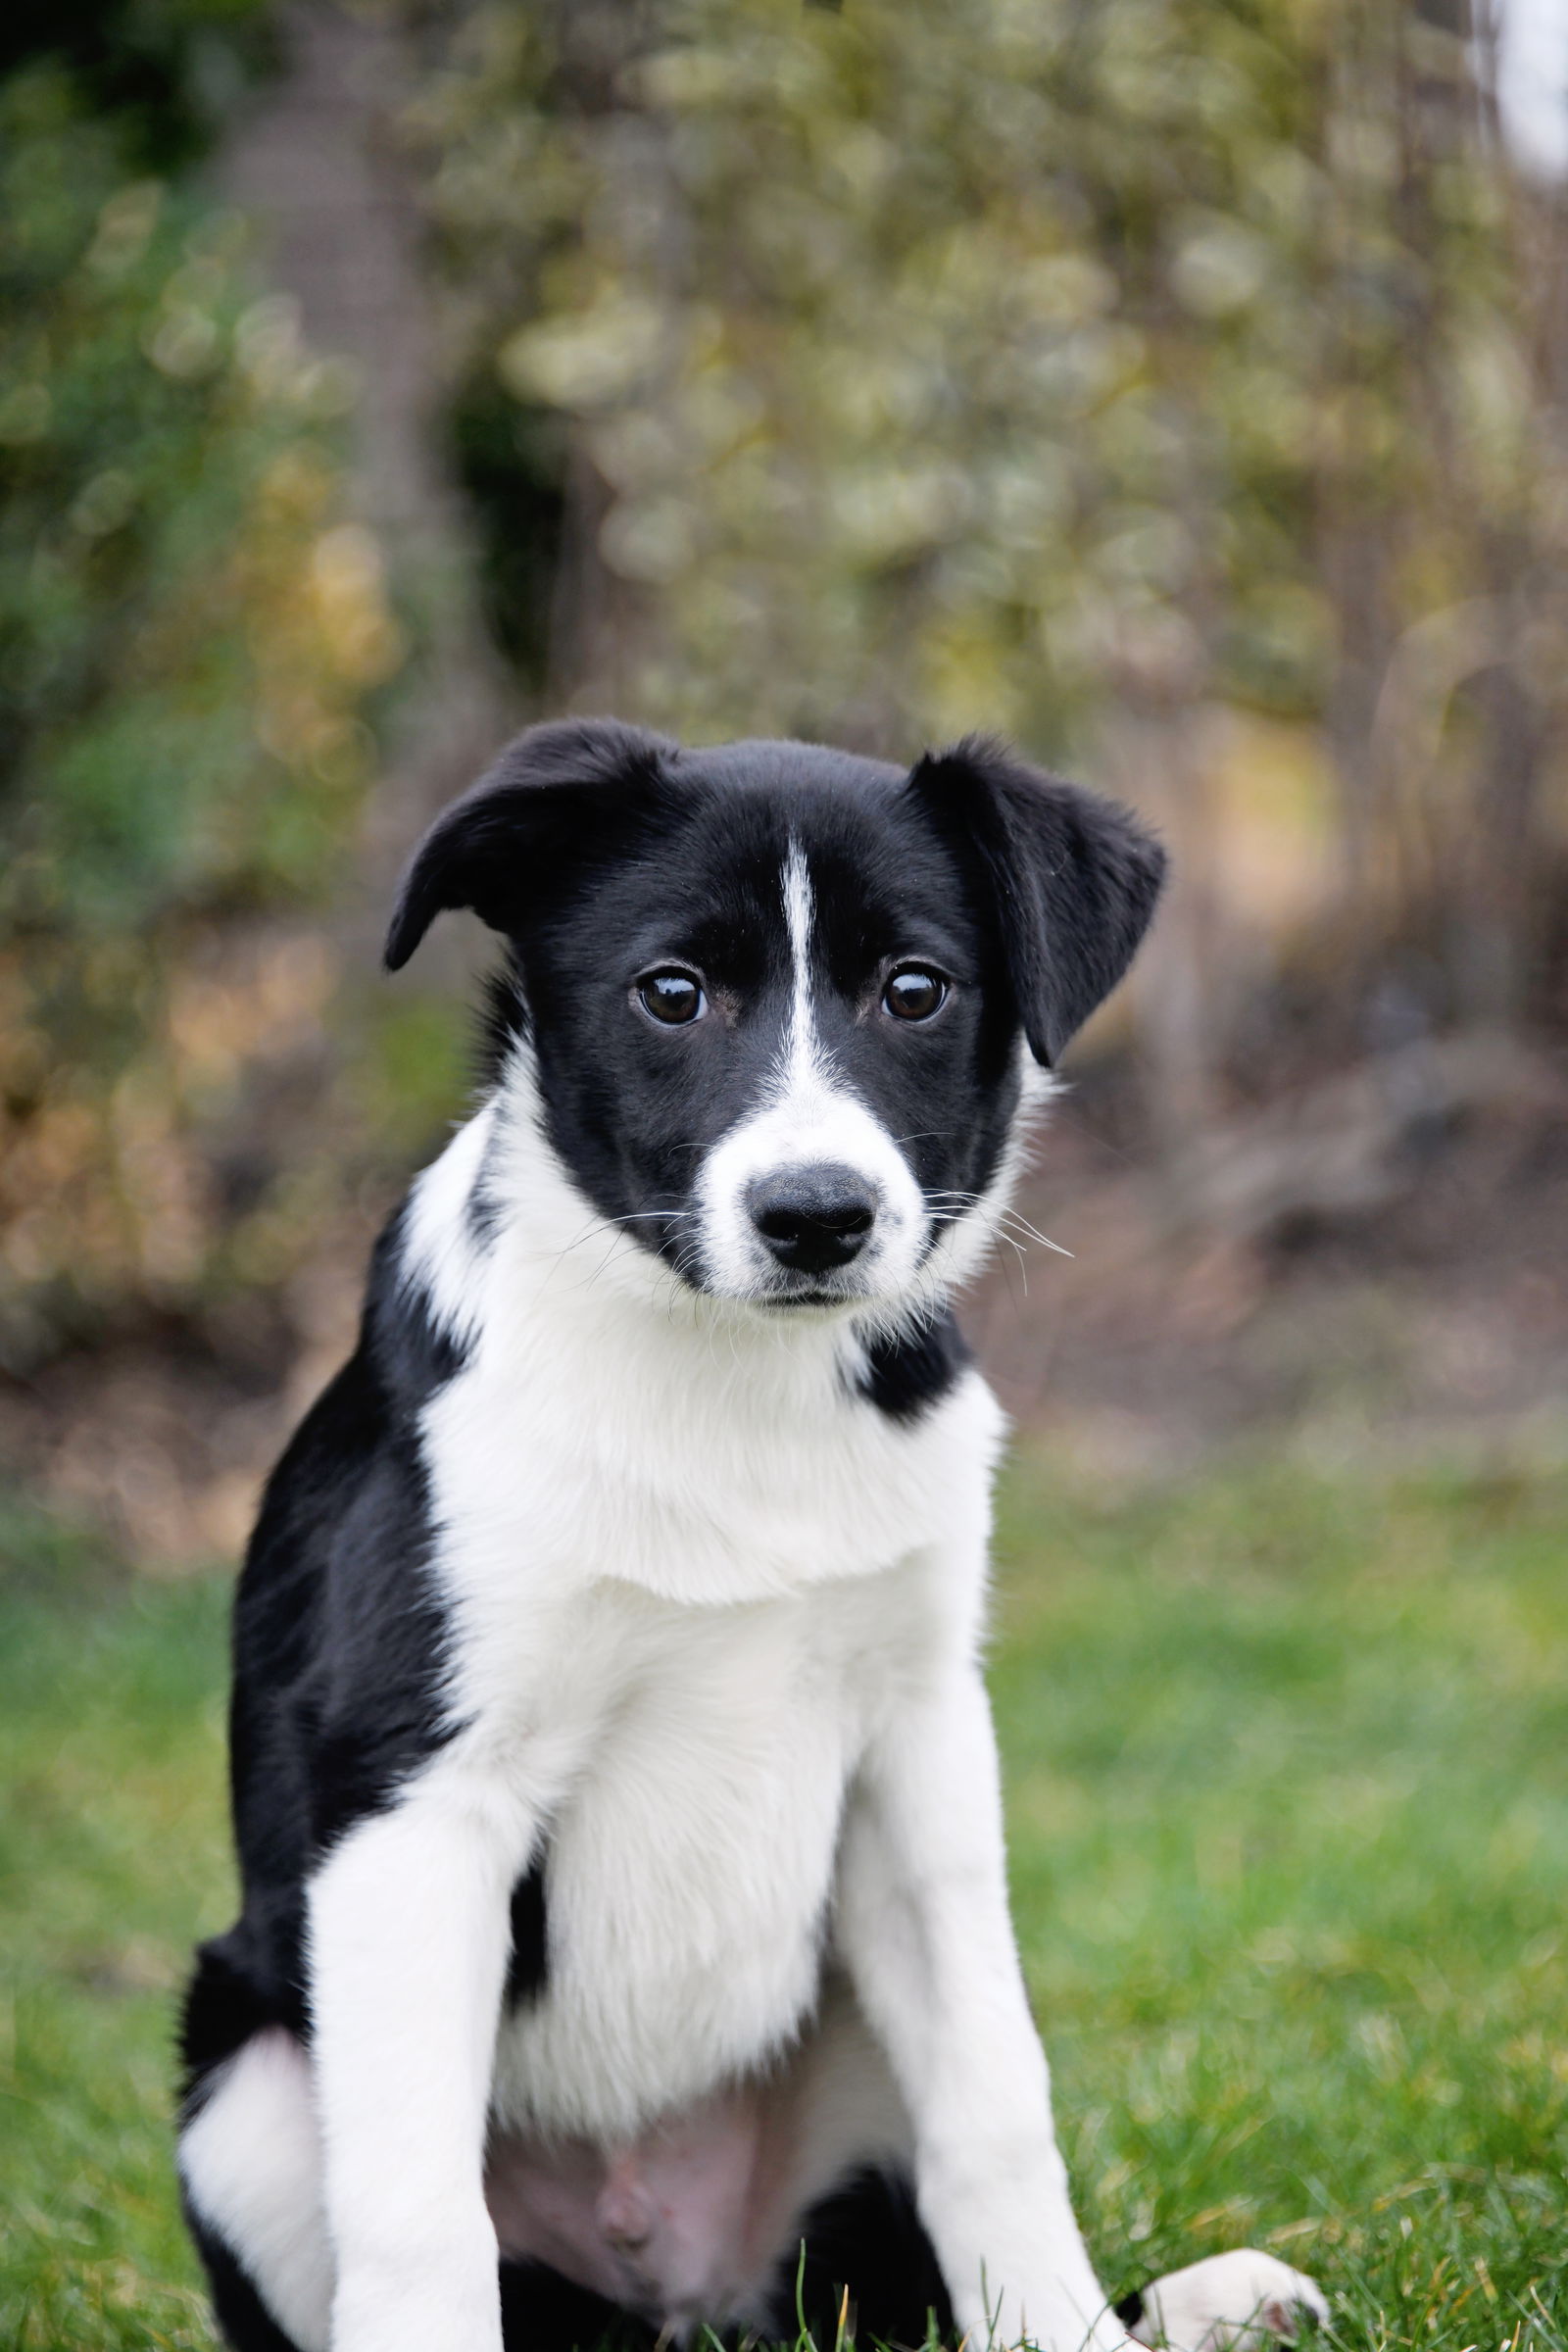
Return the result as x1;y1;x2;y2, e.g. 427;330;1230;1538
383;718;677;970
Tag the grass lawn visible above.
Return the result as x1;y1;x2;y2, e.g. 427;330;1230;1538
2;1460;1565;2352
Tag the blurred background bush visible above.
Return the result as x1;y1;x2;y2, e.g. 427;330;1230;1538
3;0;1567;1565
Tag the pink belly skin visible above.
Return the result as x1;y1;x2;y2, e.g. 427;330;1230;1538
484;2075;808;2328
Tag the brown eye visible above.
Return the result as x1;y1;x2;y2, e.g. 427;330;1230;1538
883;967;948;1022
636;970;707;1025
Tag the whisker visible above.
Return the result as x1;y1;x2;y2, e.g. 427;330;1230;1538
996;1211;1073;1258
542;1207;695;1266
918;1186;1076;1262
551;1231;632;1296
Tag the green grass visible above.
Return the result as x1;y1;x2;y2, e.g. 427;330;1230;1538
0;1509;231;2352
2;1463;1565;2352
993;1461;1568;2347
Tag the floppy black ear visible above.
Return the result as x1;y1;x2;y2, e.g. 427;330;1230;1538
383;718;677;970
907;734;1166;1064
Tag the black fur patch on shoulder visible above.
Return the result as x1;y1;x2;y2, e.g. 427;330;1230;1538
1116;2290;1147;2328
180;1198;470;2100
505;1858;550;2006
855;1311;970;1422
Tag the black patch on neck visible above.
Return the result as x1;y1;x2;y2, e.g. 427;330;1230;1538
466;1115;508;1250
855;1310;969;1422
1116;2291;1147;2329
467;964;530;1248
476;957;531;1089
466;1179;502;1250
505;1858;549;2006
364;1203;471;1393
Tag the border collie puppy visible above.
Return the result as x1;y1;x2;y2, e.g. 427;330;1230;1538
177;722;1325;2352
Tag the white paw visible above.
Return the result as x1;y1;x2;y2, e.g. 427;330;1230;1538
1128;2248;1328;2352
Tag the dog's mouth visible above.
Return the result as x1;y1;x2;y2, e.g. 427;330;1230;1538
656;1242;867;1311
750;1262;884;1311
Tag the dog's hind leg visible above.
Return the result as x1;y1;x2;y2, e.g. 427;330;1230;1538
184;2207;308;2352
179;2027;665;2352
784;2164;954;2350
496;2259;660;2352
179;2028;333;2352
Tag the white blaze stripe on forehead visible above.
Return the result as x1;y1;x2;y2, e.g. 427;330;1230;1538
694;837;930;1301
781;837;819;1088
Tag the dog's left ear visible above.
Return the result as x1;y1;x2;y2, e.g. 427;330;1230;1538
906;734;1166;1064
384;717;678;970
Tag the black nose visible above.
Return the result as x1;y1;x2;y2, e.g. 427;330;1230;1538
748;1165;877;1274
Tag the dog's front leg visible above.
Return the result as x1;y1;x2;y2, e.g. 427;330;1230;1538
838;1659;1122;2352
308;1773;524;2352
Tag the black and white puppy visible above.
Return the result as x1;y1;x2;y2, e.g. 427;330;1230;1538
177;722;1325;2352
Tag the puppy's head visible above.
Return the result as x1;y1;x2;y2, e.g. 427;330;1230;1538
386;719;1163;1317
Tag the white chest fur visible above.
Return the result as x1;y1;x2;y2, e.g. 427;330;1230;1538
421;1367;1000;2141
487;1572;905;2143
400;1106;1005;2144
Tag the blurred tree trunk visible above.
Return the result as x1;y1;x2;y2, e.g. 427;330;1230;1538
534;0;676;713
1102;693;1225;1152
219;0;515;954
1311;4;1568;1045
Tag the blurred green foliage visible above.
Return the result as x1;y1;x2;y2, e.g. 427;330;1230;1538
0;35;400;1364
419;0;1568;1030
0;0;277;169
